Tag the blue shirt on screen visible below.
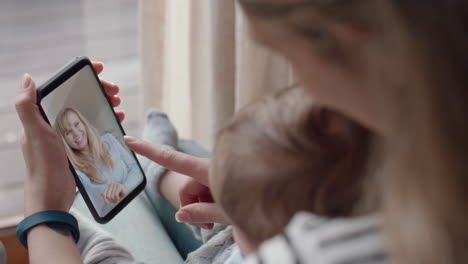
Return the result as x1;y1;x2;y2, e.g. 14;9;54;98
76;133;143;216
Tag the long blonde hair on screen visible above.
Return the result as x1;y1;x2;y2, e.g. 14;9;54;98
239;0;468;263
54;107;114;184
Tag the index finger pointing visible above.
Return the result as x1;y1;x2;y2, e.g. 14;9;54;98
124;136;210;185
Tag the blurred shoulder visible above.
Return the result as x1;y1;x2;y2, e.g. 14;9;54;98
245;212;389;264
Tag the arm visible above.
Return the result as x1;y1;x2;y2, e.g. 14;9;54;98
28;226;82;264
76;170;109;213
103;135;194;212
157;167;231;244
108;134;202;210
125;136;231;228
72;209;142;264
158;170;189;208
17;74;83;264
97;135;137;205
16;63;125;264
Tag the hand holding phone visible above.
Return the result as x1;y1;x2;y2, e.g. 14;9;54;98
16;74;76;217
16;61;123;219
33;57;146;223
17;57;146;223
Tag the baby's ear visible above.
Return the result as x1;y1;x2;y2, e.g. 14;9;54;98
301;107;334;145
319;109;356;140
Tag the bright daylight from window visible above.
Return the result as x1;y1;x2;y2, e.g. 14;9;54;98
0;0;141;225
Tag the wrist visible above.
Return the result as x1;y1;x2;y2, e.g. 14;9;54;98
23;173;75;217
24;197;70;219
24;202;71;218
27;224;73;245
17;210;80;249
27;224;73;241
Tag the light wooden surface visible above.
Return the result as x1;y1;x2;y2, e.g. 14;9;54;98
0;227;29;264
0;0;141;226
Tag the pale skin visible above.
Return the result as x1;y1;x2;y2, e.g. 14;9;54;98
16;62;120;264
16;63;218;263
16;8;407;263
62;112;88;150
61;109;128;205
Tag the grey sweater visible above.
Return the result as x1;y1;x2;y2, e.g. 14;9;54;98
74;209;242;264
75;209;389;264
185;225;242;264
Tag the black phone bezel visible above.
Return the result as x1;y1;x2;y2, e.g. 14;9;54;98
36;56;147;224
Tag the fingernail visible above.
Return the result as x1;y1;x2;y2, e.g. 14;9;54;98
22;74;31;89
175;211;191;223
124;136;136;143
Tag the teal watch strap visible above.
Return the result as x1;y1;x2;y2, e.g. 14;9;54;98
16;210;80;249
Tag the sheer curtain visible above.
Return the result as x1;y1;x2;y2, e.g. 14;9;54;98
139;0;292;149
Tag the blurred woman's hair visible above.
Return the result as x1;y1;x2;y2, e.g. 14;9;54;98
54;107;113;183
239;0;468;263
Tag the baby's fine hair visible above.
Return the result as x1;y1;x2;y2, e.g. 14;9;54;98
211;86;371;244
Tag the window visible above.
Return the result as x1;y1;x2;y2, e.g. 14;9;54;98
0;0;140;225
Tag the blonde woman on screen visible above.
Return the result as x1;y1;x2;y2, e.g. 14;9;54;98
54;107;141;216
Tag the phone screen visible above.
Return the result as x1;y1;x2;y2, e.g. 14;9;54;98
40;65;145;219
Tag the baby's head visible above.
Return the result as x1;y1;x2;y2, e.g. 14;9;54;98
210;86;371;248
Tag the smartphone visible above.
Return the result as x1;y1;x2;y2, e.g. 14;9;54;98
36;56;146;223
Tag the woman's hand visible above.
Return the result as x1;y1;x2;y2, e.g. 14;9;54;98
178;177;217;229
16;74;76;217
16;62;127;264
124;136;231;227
16;62;125;216
93;62;126;123
100;182;128;205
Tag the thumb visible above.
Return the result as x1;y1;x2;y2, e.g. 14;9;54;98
176;203;231;225
15;74;44;133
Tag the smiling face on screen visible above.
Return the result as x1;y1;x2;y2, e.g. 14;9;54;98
62;111;89;152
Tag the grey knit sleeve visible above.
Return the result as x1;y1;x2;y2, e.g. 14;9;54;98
71;209;145;264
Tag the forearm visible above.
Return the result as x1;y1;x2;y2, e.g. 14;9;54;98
158;170;188;208
28;225;82;264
